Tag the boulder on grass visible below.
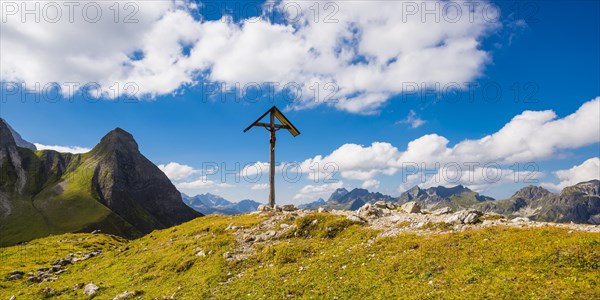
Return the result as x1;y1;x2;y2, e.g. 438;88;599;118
401;202;421;214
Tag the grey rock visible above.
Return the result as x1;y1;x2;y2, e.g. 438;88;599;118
432;207;452;215
113;291;139;300
281;204;297;211
51;258;72;266
446;209;483;224
401;202;421;214
358;203;383;218
373;201;389;209
7;270;24;280
347;214;367;223
463;212;480;224
257;204;272;212
83;283;99;295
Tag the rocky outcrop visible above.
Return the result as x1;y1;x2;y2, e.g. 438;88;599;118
445;209;483;224
400;201;421;214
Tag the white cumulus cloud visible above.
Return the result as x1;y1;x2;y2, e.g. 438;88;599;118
158;162;199;181
293;181;344;201
1;0;499;114
34;143;91;154
542;158;600;191
176;176;233;189
251;183;269;190
301;97;600;189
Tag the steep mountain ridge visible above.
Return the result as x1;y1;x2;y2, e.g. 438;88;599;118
1;118;36;150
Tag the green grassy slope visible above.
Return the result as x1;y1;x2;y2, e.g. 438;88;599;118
1;213;599;299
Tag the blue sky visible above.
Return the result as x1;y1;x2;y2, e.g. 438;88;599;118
1;0;599;204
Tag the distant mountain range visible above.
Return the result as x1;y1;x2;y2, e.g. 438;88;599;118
181;193;261;215
302;181;600;224
0;119;200;246
476;181;600;224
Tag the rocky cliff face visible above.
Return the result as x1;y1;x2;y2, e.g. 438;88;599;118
531;180;600;224
0;121;200;246
0;119;27;197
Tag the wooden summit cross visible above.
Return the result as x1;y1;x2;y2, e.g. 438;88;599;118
244;106;300;208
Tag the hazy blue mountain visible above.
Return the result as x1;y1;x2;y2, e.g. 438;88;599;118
298;198;326;210
323;188;395;211
181;193;261;215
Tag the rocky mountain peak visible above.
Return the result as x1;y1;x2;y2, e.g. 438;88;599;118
512;185;551;201
406;185;425;199
427;185;469;198
92;128;139;155
328;188;349;201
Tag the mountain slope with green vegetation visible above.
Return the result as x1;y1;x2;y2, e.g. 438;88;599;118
0;120;200;246
1;212;599;299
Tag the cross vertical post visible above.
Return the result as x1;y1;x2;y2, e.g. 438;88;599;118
269;111;276;207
